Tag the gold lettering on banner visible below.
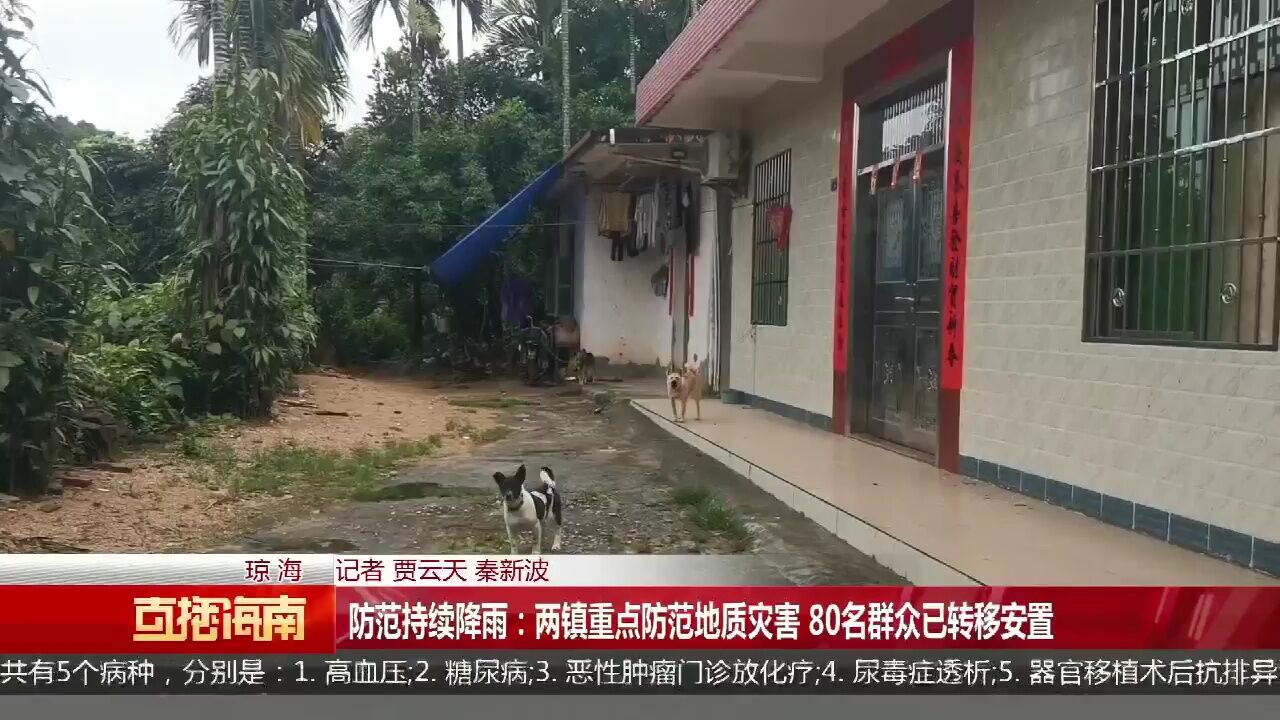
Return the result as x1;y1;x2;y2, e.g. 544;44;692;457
186;596;232;642
133;597;186;642
133;596;307;642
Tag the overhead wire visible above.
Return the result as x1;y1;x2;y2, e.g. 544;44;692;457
309;257;426;271
309;218;580;271
321;221;580;230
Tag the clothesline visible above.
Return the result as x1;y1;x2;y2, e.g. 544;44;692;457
309;256;426;271
597;177;697;264
314;182;696;273
323;221;580;231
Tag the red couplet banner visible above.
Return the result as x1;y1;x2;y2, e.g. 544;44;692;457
0;585;1277;654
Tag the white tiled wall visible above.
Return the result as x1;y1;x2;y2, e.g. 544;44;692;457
966;0;1280;541
728;77;843;418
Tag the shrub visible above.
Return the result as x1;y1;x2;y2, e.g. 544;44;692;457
86;275;186;348
351;310;410;362
314;278;409;364
70;343;191;437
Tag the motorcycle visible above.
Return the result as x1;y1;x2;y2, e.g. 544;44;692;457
515;317;556;386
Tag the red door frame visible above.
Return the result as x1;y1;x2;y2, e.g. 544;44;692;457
832;0;974;473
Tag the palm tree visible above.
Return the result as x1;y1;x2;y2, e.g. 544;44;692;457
560;0;568;150
450;0;490;62
624;0;656;97
401;2;446;140
487;0;558;77
169;0;348;145
401;3;447;71
349;0;489;62
485;0;567;147
624;1;700;100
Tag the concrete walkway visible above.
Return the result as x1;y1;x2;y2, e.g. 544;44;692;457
633;397;1276;586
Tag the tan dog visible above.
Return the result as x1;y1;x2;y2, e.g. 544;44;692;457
568;349;596;387
666;354;704;422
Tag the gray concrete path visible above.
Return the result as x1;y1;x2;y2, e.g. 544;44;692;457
233;381;903;586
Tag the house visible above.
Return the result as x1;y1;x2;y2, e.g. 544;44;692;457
430;128;722;382
550;128;722;383
622;0;1280;575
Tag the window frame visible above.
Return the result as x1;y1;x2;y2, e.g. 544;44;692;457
1082;0;1280;350
750;149;793;326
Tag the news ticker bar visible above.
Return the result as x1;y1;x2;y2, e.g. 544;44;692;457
0;653;1275;694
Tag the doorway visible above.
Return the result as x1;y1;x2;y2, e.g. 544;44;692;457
850;78;947;456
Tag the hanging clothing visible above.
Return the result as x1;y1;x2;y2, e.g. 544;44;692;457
682;181;699;256
633;192;657;255
626;227;643;257
651;264;669;297
600;192;634;262
501;276;535;326
661;178;678;231
769;205;793;252
658;177;683;255
598;192;632;235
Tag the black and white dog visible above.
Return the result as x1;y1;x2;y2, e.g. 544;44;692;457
493;464;563;554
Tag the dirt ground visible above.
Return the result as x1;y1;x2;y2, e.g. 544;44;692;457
226;370;501;454
0;370;904;585
0;370;500;553
225;379;904;584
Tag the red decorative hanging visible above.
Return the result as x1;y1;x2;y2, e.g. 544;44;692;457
768;205;793;252
890;156;902;189
912;152;924;184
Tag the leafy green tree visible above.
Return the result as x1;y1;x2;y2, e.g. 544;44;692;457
484;0;694;129
170;70;316;417
50;115;110;144
308;0;700;365
0;0;118;493
170;0;348;146
74;133;182;281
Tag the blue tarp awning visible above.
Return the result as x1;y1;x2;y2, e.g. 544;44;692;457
430;162;565;285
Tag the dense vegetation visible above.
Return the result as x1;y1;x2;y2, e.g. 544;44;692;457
0;0;700;495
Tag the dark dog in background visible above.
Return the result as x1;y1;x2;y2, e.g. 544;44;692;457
493;464;563;554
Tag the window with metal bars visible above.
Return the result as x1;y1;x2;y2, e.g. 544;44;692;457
1085;0;1280;349
547;218;574;317
751;149;792;326
876;81;947;165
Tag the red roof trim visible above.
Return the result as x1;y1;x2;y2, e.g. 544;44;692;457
636;0;763;125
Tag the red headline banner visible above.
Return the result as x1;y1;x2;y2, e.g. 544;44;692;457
337;587;1280;651
0;585;1277;654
